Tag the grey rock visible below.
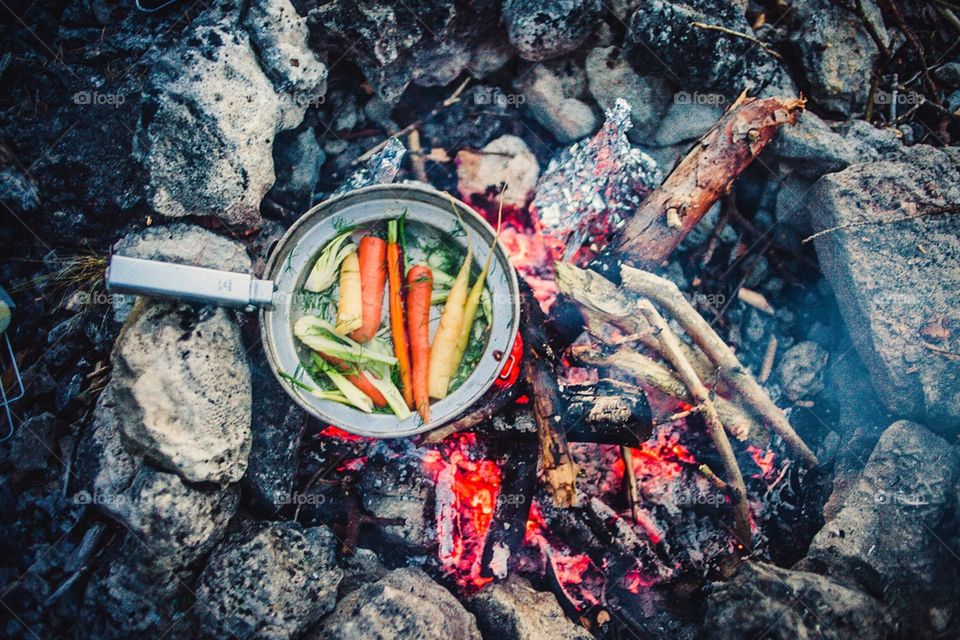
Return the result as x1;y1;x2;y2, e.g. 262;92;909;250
468;575;591;640
110;299;252;483
841;119;904;157
135;4;307;226
268;127;324;212
456;134;540;209
624;0;785;97
799;420;960;633
653;99;723;147
467;30;516;79
773;169;818;232
338;547;387;598
777;341;829;402
0;165;39;212
243;0;327;94
308;0;493;103
515;63;598;142
411;40;472;86
102;463;240;570
810;145;960;430
196;522;342;640
114;223;251;271
783;0;886;115
2;412;56;472
503;0;601;62
705;561;893;640
770;112;877;178
585;46;672;139
81;537;191;639
359;459;435;548
313;567;481;640
934;61;960;88
74;384;142;504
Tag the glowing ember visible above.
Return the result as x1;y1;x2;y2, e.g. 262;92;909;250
524;503;602;609
621;568;657;594
747;445;777;479
422;435;502;590
317;425;367;442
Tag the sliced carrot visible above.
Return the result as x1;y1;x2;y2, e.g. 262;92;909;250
318;353;387;407
406;264;433;422
349;236;387;343
387;220;414;407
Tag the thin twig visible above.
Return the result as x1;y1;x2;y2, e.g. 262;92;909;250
690;21;783;59
758;333;778;384
621;447;642;524
802;204;960;244
638;299;752;547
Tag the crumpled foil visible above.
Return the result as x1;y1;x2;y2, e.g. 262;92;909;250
532;99;661;263
333;137;406;195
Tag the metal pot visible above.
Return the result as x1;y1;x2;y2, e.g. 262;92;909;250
106;184;521;438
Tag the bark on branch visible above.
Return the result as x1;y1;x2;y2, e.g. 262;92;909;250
606;93;805;268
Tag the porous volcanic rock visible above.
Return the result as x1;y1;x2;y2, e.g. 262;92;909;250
502;0;601;62
705;561;893;640
468;575;592;640
313;567;481;640
195;522;343;640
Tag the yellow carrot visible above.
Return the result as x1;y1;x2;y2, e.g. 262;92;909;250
428;243;472;399
335;252;362;335
451;200;503;375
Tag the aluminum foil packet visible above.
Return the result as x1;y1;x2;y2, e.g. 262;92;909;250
333;137;406;195
532;99;661;263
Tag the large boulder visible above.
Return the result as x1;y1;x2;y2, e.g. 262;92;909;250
467;575;592;640
810;145;960;432
705;561;893;640
502;0;601;62
798;420;960;633
195;522;343;640
313;567;481;640
135;1;323;226
243;0;327;95
110;300;252;483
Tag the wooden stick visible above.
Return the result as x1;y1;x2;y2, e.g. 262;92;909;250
605;93;804;268
521;292;579;508
620;266;818;466
621;446;642;525
637;299;752;546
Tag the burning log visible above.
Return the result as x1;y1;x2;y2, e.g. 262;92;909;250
636;300;752;547
568;344;768;446
520;289;579;508
479;438;538;581
620;266;818;466
605;92;805;268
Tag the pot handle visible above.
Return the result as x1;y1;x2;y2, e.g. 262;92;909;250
106;255;275;309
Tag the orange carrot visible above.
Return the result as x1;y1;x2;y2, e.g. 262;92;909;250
387;220;414;407
319;353;388;407
349;236;387;343
406;264;433;421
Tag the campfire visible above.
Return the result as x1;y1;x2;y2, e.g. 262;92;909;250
2;1;959;639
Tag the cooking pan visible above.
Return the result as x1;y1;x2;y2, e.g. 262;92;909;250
105;183;521;438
